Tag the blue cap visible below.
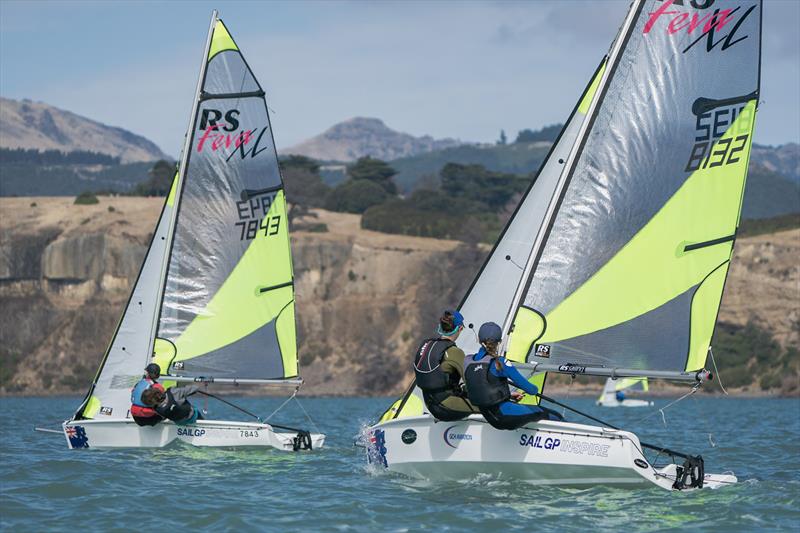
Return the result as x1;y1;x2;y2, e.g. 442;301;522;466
437;309;464;336
478;322;502;342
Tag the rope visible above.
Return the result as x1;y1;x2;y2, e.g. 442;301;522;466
634;382;700;427
195;390;263;422
709;346;729;395
264;388;298;422
293;394;323;435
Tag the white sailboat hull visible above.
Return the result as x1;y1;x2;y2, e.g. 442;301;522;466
596;398;654;407
63;419;324;451
367;415;734;491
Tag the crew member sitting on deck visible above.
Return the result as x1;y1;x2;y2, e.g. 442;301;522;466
413;310;477;421
142;384;204;425
464;322;563;430
130;363;165;426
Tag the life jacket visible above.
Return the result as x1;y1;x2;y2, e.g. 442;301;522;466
155;390;194;423
413;338;458;404
130;377;163;418
464;352;511;408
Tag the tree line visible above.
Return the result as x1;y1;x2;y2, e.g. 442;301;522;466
0;147;120;166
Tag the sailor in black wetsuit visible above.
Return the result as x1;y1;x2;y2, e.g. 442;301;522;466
413;310;477;421
142;384;204;425
465;322;563;430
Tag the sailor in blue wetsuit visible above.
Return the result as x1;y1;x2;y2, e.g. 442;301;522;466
464;322;563;430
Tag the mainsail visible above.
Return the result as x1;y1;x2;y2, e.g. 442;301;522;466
74;14;298;421
507;0;762;380
153;18;297;382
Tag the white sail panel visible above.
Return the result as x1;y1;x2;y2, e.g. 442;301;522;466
74;175;178;420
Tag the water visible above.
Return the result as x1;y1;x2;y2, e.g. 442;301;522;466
1;396;798;531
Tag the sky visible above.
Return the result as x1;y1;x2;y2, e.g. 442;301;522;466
1;0;798;158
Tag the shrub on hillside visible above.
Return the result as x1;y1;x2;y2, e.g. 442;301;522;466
132;159;175;196
324;179;389;214
281;155;330;207
347;157;398;195
440;163;528;210
74;192;99;205
361;191;489;241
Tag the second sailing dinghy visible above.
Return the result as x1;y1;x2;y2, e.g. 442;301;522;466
62;12;324;451
596;378;653;408
368;0;761;490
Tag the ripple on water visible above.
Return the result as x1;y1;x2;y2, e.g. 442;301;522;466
1;396;799;531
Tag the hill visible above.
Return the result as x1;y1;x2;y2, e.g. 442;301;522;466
0;97;167;163
281;117;463;162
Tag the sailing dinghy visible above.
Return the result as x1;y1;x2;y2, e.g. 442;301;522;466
596;378;653;408
63;11;324;451
367;0;761;490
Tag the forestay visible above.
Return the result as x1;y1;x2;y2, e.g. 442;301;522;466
153;20;297;382
508;0;762;378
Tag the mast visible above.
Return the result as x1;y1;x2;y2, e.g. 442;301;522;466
146;10;218;360
500;0;643;353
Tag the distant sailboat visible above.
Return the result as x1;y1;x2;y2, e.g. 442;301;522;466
368;0;761;490
62;11;324;451
596;378;653;407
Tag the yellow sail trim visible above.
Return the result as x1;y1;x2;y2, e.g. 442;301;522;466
616;377;648;392
171;191;295;374
379;392;424;422
578;60;607;115
82;395;101;419
277;300;298;377
166;170;179;207
208;20;238;60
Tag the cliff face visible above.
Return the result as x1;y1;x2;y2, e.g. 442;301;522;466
0;197;483;396
0;197;797;396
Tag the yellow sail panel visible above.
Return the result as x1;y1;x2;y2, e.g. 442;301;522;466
208;20;238;60
170;191;296;378
578;60;606;115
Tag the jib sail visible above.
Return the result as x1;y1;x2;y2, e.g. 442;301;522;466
379;60;609;421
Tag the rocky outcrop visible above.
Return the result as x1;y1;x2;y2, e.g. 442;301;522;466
0;197;797;396
0;197;479;396
281;117;464;162
0;97;167;163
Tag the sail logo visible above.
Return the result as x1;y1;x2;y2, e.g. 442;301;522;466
443;425;474;448
645;0;755;53
196;108;271;161
685;100;752;172
235;191;281;241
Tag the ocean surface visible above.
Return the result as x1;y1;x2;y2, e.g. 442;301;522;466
1;395;798;532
